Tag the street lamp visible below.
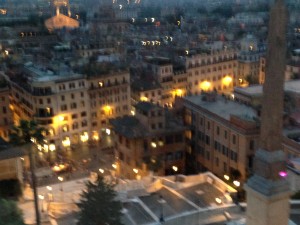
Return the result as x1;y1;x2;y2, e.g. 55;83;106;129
38;195;45;213
158;195;166;223
58;176;64;201
46;186;53;201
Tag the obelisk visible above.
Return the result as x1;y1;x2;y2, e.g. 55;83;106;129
244;1;290;225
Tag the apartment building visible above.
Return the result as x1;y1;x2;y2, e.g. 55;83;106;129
0;79;13;141
143;56;175;107
237;35;265;85
185;48;238;95
110;102;186;179
2;62;131;150
177;93;260;180
259;49;300;84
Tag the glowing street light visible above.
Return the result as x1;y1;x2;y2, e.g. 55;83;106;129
38;195;45;212
172;166;178;172
233;180;240;187
133;168;138;174
224;174;230;181
99;168;104;174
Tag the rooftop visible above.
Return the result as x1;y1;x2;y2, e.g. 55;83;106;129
184;95;257;121
234;80;300;97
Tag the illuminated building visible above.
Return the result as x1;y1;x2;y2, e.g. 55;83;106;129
0;79;13;141
110;102;186;179
1;62;130;150
237;34;265;85
186;48;237;95
178;93;259;180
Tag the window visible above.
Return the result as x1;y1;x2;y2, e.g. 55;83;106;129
47;98;51;104
61;95;65;101
81;111;87;117
70;103;77;109
61;105;67;111
249;140;254;150
232;135;236;144
151;124;156;129
81;92;84;97
39;99;43;104
81;120;87;127
224;131;227;139
215;157;219;166
223;162;227;173
207;121;210;130
205;135;210;145
72;123;79;130
2;106;6;114
72;114;78;119
71;93;75;99
216;126;220;135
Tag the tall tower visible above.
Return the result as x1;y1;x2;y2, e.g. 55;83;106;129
244;1;290;225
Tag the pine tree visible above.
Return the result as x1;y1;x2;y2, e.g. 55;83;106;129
0;199;25;225
77;176;123;225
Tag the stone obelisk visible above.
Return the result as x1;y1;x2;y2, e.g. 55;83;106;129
244;1;290;225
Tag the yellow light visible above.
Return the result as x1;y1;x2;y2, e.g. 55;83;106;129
133;168;139;174
131;110;135;116
62;137;70;147
4;50;9;55
99;81;103;87
58;176;64;182
103;105;111;113
140;96;148;102
112;163;117;169
80;132;89;142
47;186;52;191
151;142;157;148
38;195;44;200
174;89;183;96
222;76;232;86
215;197;222;204
200;81;211;91
224;174;230;181
58;115;64;122
233;180;240;187
105;129;111;135
92;131;99;141
172;166;178;172
49;144;56;151
99;168;104;173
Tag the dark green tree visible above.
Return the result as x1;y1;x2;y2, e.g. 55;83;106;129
9;120;44;145
77;176;123;225
0;198;25;225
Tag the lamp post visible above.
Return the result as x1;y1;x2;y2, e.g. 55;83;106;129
158;195;166;223
38;195;45;213
58;176;64;201
46;186;53;201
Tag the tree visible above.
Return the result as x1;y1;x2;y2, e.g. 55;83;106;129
0;199;25;225
77;176;123;225
9;120;44;146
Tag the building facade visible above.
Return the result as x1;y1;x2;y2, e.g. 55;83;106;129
2;63;131;150
111;102;186;179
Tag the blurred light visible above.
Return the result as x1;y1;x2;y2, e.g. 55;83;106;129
215;197;222;204
140;96;148;102
222;76;233;86
47;186;52;191
58;176;64;182
105;128;111;135
233;180;240;187
172;166;178;172
151;142;157;148
279;171;288;178
99;168;104;174
112;163;117;169
224;174;230;180
200;81;211;91
133;168;138;174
